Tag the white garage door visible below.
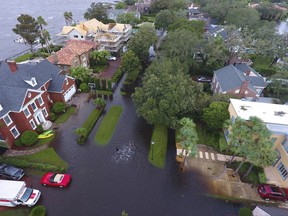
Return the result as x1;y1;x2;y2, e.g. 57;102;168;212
64;85;76;102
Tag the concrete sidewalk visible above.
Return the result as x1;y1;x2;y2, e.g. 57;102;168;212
183;145;288;208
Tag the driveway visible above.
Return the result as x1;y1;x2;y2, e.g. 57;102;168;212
99;58;121;79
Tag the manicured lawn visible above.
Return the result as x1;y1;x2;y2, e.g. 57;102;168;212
15;53;33;62
96;90;113;96
148;125;167;168
94;106;123;145
82;107;104;134
55;106;77;124
35;131;55;146
0;148;68;173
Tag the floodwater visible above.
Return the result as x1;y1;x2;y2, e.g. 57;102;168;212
28;76;240;216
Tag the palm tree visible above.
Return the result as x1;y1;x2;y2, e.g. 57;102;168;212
177;117;198;171
37;16;51;53
64;11;73;26
94;98;106;109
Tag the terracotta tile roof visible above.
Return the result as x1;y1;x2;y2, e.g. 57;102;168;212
47;40;98;66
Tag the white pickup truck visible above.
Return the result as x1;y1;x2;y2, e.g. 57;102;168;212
0;179;41;207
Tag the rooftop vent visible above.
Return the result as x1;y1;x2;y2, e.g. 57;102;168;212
274;111;286;117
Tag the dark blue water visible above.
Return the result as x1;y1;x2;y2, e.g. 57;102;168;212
0;0;114;59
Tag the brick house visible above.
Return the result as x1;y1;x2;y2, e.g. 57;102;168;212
0;59;77;148
47;40;98;72
211;63;266;100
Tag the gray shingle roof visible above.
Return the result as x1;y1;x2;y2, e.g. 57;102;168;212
214;64;265;93
0;59;67;117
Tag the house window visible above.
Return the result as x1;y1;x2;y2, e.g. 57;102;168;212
74;35;78;38
31;78;37;87
37;97;44;105
277;162;288;180
231;116;236;125
42;108;48;117
282;138;288;153
29;119;36;129
224;129;229;142
23;108;31;117
10;126;20;138
31;102;37;111
235;89;240;93
81;36;84;38
3;115;12;126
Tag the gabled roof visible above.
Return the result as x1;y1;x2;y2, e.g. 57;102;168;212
214;64;266;92
0;60;69;118
106;9;125;18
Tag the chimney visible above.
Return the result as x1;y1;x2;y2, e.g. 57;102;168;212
6;60;18;72
239;80;250;96
51;52;58;64
246;70;251;76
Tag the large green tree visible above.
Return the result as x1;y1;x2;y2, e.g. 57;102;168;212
120;51;142;82
226;8;260;30
70;67;91;82
202;101;230;130
154;10;175;30
64;11;73;26
177;117;198;170
84;2;107;22
132;59;203;128
117;12;140;26
150;0;186;14
227;116;276;175
127;26;158;67
13;14;40;51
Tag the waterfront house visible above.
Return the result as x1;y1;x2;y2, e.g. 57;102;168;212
58;18;132;53
0;60;76;148
227;99;288;187
47;40;98;72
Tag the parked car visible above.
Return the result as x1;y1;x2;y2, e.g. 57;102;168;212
106;56;116;61
196;76;211;83
257;184;288;202
41;172;71;188
0;164;25;180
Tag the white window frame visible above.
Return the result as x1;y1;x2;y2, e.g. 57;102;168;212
10;126;20;138
66;78;69;85
31;102;37;111
42;108;48;117
37;96;44;106
3;114;12;126
23;108;31;118
29;119;36;130
277;162;288;180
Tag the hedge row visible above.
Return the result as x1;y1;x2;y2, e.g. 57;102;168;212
0;157;65;173
82;106;105;135
82;77;113;91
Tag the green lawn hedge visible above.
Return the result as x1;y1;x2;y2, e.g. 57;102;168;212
54;106;77;124
94;106;123;145
82;106;105;134
148;125;167;168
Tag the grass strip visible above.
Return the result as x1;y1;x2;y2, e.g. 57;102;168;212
96;90;113;96
82;107;104;134
148;125;167;168
0;208;31;216
94;106;123;145
0;147;68;173
55;106;76;124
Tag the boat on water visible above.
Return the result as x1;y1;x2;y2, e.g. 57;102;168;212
14;37;26;43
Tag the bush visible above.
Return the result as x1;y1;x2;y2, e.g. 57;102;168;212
101;79;107;90
50;112;57;121
75;128;88;145
29;205;46;216
14;138;23;147
36;125;44;134
95;78;101;90
238;207;252;216
79;83;90;92
21;130;38;146
52;102;66;114
111;68;123;83
258;172;267;184
107;80;112;91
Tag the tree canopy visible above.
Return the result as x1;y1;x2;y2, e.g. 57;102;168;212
84;2;107;22
117;12;140;26
70;67;91;82
132;59;203;128
150;0;186;14
202;101;230;130
120;50;142;82
127;26;158;67
154;10;175;30
13;14;40;51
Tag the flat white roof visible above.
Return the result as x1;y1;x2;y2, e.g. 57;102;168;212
0;180;25;199
230;99;288;126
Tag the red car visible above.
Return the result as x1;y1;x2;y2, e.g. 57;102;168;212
258;184;288;202
41;172;71;188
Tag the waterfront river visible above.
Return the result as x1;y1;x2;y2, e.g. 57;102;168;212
0;0;114;60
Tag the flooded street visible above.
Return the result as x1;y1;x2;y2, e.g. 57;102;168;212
28;77;240;216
